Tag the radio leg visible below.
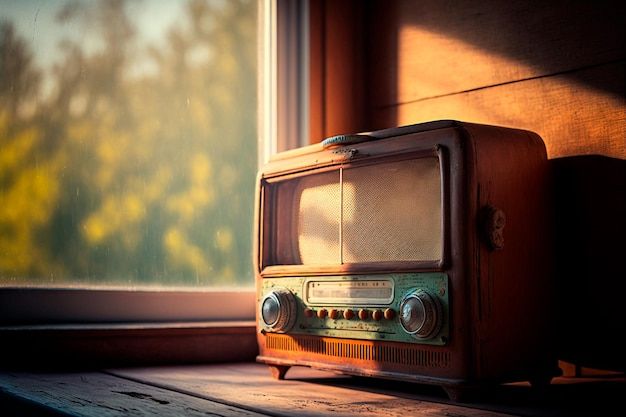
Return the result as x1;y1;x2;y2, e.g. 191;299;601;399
442;386;474;402
530;375;553;394
268;365;290;380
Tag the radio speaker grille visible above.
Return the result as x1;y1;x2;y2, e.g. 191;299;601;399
292;157;442;264
296;172;341;264
265;334;449;368
342;158;442;263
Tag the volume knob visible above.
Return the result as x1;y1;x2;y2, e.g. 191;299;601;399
399;290;442;339
261;289;297;332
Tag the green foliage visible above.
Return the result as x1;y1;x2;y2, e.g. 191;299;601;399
0;0;257;286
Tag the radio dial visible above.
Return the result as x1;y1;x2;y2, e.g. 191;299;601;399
399;290;442;339
260;289;297;332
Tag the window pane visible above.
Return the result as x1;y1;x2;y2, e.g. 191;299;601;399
0;0;257;287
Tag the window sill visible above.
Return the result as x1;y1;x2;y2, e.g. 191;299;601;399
0;321;257;369
0;287;255;324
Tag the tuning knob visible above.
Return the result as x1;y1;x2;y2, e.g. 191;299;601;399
399;290;442;339
260;289;297;332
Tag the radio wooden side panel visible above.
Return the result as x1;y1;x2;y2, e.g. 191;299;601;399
463;123;555;382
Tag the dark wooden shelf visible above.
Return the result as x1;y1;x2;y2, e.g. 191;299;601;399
1;363;624;416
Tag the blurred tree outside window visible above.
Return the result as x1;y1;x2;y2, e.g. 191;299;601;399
0;0;257;287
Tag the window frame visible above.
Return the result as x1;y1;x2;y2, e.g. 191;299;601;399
0;0;310;366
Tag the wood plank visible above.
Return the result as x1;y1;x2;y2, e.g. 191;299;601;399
110;363;515;417
0;371;267;417
309;0;325;144
373;62;625;159
0;322;257;368
323;0;369;140
111;364;626;417
307;0;370;142
369;0;625;106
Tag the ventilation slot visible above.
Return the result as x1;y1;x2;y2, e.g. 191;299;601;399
266;334;449;368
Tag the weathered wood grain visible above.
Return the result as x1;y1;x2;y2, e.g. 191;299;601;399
0;371;267;417
110;363;515;417
373;62;625;159
2;364;624;416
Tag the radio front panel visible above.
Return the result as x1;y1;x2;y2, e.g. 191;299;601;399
255;121;556;398
259;273;449;346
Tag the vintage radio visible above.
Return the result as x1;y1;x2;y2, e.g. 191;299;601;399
254;120;557;400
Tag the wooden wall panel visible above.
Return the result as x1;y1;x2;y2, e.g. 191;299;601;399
308;0;370;143
370;0;625;106
309;0;325;144
366;0;625;159
374;62;625;159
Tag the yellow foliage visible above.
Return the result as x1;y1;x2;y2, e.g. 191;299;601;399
215;227;233;252
0;122;37;175
83;215;107;243
1;0;258;285
0;122;62;276
163;227;211;277
191;153;212;184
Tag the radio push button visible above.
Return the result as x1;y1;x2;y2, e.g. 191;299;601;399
384;308;396;320
304;308;314;318
343;309;355;320
358;309;369;320
372;309;383;321
317;308;327;319
329;309;339;319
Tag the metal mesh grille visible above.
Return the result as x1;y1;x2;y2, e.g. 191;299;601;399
265;333;450;368
274;156;442;265
342;158;441;262
296;171;341;264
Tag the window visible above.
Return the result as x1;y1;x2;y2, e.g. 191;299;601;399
1;0;257;289
0;0;309;326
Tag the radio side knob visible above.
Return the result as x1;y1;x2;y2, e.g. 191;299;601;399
260;289;297;332
399;290;442;339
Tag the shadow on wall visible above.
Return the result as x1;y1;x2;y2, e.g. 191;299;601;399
551;155;625;372
369;0;625;103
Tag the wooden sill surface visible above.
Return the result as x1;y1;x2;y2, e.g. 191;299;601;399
1;363;624;417
0;322;258;369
